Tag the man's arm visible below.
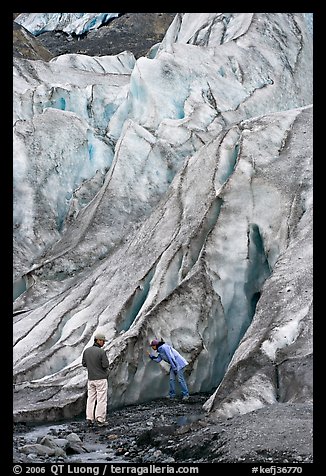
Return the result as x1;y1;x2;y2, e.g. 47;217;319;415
101;350;110;369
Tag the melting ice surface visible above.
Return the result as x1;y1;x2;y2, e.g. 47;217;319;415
13;13;313;423
15;13;120;36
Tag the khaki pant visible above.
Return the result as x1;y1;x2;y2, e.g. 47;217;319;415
86;379;108;423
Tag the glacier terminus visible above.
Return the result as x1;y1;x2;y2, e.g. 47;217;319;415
13;13;313;459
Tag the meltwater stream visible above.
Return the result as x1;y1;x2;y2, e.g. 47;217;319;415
13;395;208;464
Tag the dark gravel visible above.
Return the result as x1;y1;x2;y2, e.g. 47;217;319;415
34;13;176;59
13;395;313;464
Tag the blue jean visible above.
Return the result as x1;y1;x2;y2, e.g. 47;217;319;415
169;367;189;397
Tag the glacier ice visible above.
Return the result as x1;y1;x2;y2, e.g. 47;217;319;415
14;13;120;36
13;13;313;422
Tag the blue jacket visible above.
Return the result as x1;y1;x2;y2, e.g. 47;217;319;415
150;343;188;372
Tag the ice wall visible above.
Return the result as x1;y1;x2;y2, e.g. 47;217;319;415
13;13;313;422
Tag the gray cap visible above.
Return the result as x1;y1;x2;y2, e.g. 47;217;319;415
94;332;107;341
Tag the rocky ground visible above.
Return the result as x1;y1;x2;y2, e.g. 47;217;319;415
13;13;176;60
13;394;313;465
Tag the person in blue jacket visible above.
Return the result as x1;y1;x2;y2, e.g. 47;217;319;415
147;338;190;400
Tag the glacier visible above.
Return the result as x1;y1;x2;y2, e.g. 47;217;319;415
13;13;313;423
14;13;121;36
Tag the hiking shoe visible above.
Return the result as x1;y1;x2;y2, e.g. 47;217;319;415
182;396;190;401
166;395;176;399
86;419;94;426
96;420;109;427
